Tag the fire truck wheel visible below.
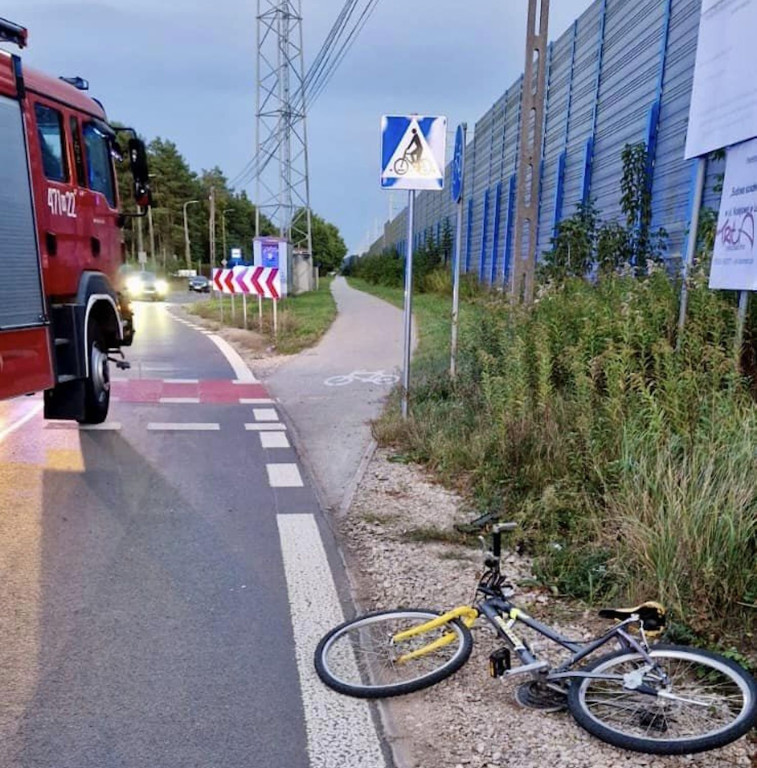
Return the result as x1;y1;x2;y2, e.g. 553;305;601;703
79;321;110;424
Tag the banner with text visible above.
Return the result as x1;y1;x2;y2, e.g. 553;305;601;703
709;137;757;290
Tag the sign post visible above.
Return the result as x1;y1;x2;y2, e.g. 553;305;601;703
450;123;466;379
381;114;447;418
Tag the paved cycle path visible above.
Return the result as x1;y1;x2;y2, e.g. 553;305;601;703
268;277;414;513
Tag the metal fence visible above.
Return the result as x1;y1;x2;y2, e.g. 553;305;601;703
368;0;722;283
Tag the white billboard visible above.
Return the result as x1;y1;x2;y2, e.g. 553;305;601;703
685;0;757;160
709;137;757;290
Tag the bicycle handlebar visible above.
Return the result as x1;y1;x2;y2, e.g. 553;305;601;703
491;522;517;559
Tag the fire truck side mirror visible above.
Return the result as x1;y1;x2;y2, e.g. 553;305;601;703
128;138;152;208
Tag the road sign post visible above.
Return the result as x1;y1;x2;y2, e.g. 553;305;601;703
450;123;466;380
381;114;447;418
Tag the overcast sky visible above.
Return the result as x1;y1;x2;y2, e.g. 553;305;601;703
3;0;595;254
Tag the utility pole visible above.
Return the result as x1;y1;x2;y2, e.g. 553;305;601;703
511;0;550;304
255;0;313;256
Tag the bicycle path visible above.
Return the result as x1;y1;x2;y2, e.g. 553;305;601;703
267;276;414;513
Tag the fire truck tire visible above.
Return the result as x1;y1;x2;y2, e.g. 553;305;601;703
79;320;110;424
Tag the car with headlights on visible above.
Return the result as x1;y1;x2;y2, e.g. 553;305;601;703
126;271;168;301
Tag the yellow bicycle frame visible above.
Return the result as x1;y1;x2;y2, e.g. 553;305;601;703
392;606;479;664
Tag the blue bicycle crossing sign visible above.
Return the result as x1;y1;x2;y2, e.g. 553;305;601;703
451;123;466;203
380;115;447;191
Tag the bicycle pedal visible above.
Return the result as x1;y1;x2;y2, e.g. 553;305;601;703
505;661;549;678
489;647;511;678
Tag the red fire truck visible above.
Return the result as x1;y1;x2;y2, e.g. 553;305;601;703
0;18;150;423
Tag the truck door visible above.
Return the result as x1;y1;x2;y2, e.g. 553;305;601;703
0;85;54;398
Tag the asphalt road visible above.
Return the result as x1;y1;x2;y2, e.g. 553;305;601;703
0;297;388;768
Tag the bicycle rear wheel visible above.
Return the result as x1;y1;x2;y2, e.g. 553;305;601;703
314;609;473;698
567;644;757;755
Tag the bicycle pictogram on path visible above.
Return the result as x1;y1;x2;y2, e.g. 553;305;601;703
324;370;399;387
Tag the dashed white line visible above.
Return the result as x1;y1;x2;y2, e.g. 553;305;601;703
147;423;220;431
266;463;303;487
260;432;290;449
164;379;199;384
244;423;287;432
0;402;43;443
159;397;202;404
207;334;257;383
253;408;279;422
277;514;387;768
79;423;122;431
239;398;275;405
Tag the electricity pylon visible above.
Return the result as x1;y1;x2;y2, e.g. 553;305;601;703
255;0;313;257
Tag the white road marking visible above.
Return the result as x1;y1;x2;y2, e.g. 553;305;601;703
266;463;303;487
147;423;220;431
239;398;275;405
244;423;287;432
164;379;199;384
79;423;122;431
0;402;43;443
277;514;387;768
111;376;129;383
207;334;257;383
253;408;279;422
260;432;290;449
159;397;201;404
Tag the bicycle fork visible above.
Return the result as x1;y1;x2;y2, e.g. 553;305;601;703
479;602;549;678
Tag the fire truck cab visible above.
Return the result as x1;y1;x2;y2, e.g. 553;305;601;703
0;18;150;423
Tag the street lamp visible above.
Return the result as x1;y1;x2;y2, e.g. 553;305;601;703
221;209;231;263
183;199;200;270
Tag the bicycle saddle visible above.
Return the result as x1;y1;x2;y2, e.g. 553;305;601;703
598;601;666;632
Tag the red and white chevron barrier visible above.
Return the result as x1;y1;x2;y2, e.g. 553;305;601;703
212;267;281;300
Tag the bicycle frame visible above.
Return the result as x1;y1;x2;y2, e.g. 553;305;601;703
392;595;660;684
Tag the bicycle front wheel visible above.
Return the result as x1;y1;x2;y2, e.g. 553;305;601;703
314;609;473;698
567;644;757;755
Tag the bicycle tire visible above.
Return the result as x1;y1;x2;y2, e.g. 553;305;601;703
567;644;757;755
393;158;409;176
314;609;473;699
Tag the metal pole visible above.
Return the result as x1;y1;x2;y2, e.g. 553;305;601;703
243;294;248;329
147;205;156;273
402;191;415;419
273;299;278;337
677;157;707;350
451;196;464;380
735;291;750;365
136;211;145;271
258;295;263;331
183;200;198;271
222;210;228;263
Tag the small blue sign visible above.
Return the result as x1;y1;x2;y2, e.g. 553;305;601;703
451;124;466;203
381;115;447;191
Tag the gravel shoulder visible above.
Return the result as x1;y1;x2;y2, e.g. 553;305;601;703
342;448;756;768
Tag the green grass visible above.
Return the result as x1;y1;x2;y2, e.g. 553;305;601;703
187;277;336;355
348;271;757;645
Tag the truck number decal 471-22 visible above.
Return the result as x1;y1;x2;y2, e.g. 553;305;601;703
47;188;77;219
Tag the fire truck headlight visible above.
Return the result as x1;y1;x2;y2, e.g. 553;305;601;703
127;276;143;295
156;279;168;295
